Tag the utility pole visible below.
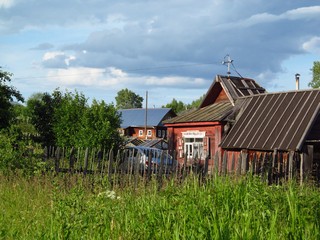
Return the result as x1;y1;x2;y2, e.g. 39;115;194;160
145;91;148;139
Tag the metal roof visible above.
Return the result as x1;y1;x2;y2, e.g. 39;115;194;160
220;90;320;151
119;108;175;128
200;75;266;107
163;101;233;124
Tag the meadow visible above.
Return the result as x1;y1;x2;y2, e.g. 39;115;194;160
1;172;320;240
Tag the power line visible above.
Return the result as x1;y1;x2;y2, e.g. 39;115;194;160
13;62;221;80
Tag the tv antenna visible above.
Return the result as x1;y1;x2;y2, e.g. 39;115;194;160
222;54;233;77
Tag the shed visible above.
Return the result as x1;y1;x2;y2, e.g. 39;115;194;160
220;90;320;180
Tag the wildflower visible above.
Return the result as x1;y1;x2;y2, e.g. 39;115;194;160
98;190;120;200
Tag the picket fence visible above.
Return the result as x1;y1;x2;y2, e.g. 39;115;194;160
41;146;318;186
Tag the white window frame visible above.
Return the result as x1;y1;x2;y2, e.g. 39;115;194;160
139;130;143;136
147;130;152;137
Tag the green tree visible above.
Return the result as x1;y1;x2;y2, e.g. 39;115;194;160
80;100;121;149
186;94;205;109
53;90;88;147
28;92;58;146
308;61;320;88
0;68;24;129
115;88;143;109
162;98;186;114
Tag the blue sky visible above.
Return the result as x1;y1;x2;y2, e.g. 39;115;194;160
1;0;319;107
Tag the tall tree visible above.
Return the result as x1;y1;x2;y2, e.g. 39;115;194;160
0;68;24;129
53;90;88;147
308;61;320;88
80;100;122;148
28;92;58;146
115;88;143;109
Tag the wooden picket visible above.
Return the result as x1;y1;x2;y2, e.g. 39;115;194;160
42;146;319;185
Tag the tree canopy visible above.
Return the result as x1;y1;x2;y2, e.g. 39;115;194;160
115;88;143;109
162;94;205;114
0;68;24;129
162;98;186;114
308;61;320;88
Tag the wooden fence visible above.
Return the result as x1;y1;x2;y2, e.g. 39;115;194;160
41;146;319;185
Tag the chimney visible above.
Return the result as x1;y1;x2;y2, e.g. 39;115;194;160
295;73;300;90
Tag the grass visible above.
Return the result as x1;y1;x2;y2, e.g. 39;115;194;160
0;172;319;239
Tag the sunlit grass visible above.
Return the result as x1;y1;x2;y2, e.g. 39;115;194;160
0;173;319;239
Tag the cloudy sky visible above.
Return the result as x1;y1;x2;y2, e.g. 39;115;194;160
1;0;320;107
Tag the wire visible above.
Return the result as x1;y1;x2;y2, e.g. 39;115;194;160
13;62;221;80
231;62;243;78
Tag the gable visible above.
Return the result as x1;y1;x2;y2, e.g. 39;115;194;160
200;75;266;108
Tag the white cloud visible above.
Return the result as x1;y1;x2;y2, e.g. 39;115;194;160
303;36;320;54
0;0;15;8
42;51;65;61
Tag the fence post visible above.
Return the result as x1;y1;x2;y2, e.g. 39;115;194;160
203;154;209;180
288;151;294;180
241;150;248;174
272;149;278;184
83;148;89;176
304;145;314;181
214;151;219;175
236;153;242;175
222;151;227;176
55;147;61;173
231;153;235;173
157;151;165;191
69;147;75;173
300;151;304;186
108;147;114;186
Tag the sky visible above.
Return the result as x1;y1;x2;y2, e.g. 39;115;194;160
1;0;320;108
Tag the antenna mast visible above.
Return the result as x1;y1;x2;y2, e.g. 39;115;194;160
222;54;233;78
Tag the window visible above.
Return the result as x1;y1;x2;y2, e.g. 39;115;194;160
184;137;204;160
139;130;143;136
158;130;162;137
147;130;152;137
162;130;166;138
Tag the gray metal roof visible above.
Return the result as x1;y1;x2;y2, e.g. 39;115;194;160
220;90;320;151
119;108;175;128
163;101;233;124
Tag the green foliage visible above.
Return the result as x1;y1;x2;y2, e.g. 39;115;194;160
162;98;186;114
163;94;205;114
0;129;43;175
308;61;320;88
80;99;122;148
53;90;88;147
187;94;205;109
0;67;24;129
115;88;144;109
29;92;57;146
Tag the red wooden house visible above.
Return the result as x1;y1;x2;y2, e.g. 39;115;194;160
163;75;265;166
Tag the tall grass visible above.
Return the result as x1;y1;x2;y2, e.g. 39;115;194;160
0;173;319;239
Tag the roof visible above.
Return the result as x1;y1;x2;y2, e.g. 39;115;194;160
220;90;320;151
163;101;233;124
139;139;168;149
119;108;175;128
200;75;266;107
